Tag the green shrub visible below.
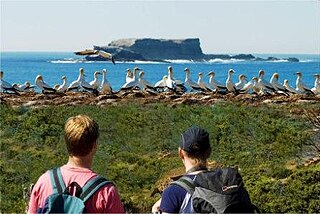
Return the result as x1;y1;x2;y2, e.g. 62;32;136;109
0;102;318;213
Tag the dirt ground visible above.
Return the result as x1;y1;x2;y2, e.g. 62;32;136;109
1;91;319;107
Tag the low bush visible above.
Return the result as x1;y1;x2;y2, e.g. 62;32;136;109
0;102;319;212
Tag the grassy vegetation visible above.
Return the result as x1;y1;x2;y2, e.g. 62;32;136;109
1;102;319;213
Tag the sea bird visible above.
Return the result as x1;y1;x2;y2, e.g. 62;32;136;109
100;69;112;94
67;68;85;92
197;72;212;92
80;71;99;95
239;77;256;94
207;71;228;92
0;71;21;95
235;74;247;90
120;67;141;90
226;69;238;93
89;71;102;90
166;66;186;93
14;81;35;93
283;79;297;94
270;73;289;95
295;72;314;95
56;76;68;93
258;70;276;94
125;68;133;83
74;49;115;64
311;74;320;95
166;66;177;91
67;68;99;95
184;68;202;92
35;75;56;94
251;77;262;94
154;75;168;92
139;71;156;91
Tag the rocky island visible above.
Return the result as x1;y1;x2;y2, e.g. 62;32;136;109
83;38;299;62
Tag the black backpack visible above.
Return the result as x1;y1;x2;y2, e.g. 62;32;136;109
172;167;259;213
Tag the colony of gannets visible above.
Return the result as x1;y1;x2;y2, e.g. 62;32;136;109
0;67;319;97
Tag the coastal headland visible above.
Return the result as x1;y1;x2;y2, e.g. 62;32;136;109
82;38;300;62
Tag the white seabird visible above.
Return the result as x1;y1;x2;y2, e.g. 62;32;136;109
270;73;288;94
74;49;115;64
169;66;183;85
120;67;141;90
89;71;102;90
235;74;247;90
54;84;60;90
166;66;177;91
166;66;186;93
258;70;276;93
197;72;212;92
67;68;99;95
56;76;68;93
251;77;262;94
207;71;228;92
67;68;85;92
139;71;156;91
311;74;320;95
295;72;313;94
283;79;297;94
20;81;36;92
0;71;21;95
154;75;168;92
125;68;133;84
184;68;202;92
100;69;112;94
239;80;252;94
80;71;99;95
13;81;35;93
35;75;56;93
226;69;237;93
239;77;258;94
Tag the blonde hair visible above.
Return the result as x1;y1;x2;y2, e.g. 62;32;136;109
64;114;99;156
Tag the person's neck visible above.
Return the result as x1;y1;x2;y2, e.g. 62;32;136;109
67;155;92;169
185;162;195;173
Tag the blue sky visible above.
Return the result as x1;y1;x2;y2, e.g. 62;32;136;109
1;0;319;54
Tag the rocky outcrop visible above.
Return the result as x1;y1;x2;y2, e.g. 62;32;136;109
89;38;204;61
84;38;299;62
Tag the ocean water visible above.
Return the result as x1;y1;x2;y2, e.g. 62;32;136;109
0;52;319;91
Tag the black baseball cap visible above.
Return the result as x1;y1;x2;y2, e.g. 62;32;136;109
180;126;210;154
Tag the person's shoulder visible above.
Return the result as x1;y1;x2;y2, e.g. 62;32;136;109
93;177;118;198
35;169;51;185
163;174;196;196
30;169;53;199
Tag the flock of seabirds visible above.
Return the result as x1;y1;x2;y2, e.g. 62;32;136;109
0;49;320;97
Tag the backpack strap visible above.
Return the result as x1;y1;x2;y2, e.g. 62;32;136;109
49;167;66;194
171;176;196;194
80;175;113;202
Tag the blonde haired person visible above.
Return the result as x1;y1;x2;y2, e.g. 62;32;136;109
28;115;125;213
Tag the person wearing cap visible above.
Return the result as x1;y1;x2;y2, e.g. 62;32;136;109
152;126;212;213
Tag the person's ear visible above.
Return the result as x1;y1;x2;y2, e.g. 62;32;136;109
178;147;185;159
92;141;98;153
